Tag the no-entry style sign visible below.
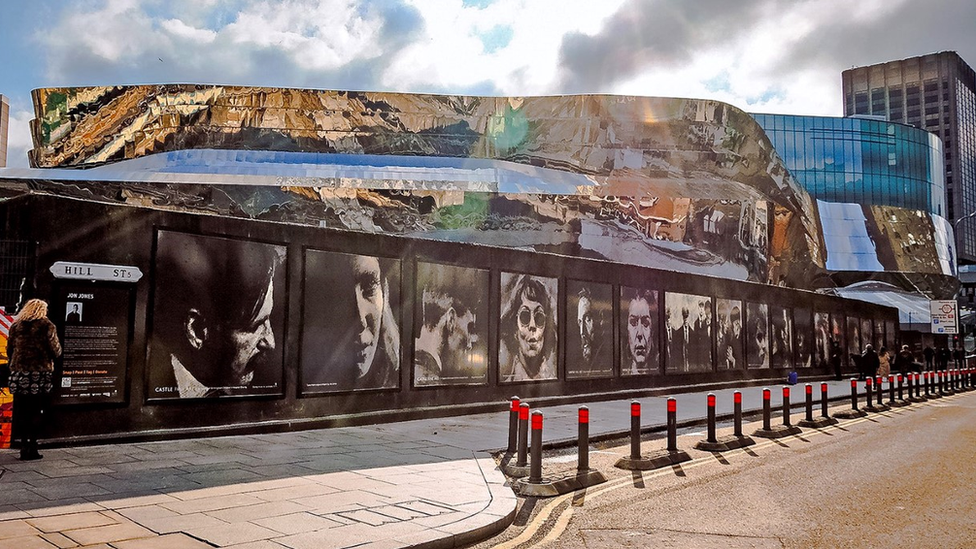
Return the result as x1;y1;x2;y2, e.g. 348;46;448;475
930;300;958;334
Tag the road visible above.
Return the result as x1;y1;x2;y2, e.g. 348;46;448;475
474;390;976;548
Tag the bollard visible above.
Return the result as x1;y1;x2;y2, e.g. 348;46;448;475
762;388;772;431
706;393;717;443
906;374;913;401
734;391;743;437
925;372;930;396
516;403;530;467
805;384;814;423
507;396;520;454
915;373;922;399
578;406;589;472
865;378;873;410
630;400;641;460
529;411;543;484
897;374;904;401
667;398;678;453
876;376;884;406
850;378;859;410
889;374;896;404
821;382;829;418
782;386;792;426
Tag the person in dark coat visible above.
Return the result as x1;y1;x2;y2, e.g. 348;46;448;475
936;347;951;371
861;344;880;379
894;345;914;375
5;299;61;461
952;346;965;369
830;339;842;380
923;346;935;370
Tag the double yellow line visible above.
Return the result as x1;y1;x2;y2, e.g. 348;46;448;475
492;394;959;549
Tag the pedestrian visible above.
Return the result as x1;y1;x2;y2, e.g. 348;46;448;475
878;346;891;377
923;346;934;370
952;345;965;369
861;344;880;380
5;299;61;461
830;339;842;380
895;344;914;376
936;346;951;371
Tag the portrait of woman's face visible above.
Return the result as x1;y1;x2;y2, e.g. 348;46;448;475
351;255;384;376
517;294;546;359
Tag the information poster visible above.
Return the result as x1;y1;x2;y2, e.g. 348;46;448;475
55;285;131;404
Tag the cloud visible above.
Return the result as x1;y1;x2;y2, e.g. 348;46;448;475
5;109;35;168
39;0;424;90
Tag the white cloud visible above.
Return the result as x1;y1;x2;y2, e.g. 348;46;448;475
160;19;217;44
384;0;627;94
5;109;35;168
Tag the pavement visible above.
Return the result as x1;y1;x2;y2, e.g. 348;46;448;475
0;377;908;548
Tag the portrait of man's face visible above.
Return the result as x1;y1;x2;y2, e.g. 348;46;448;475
578;295;594;361
445;308;477;364
149;231;285;399
628;297;651;365
517;294;546;359
220;277;276;387
351;255;384;377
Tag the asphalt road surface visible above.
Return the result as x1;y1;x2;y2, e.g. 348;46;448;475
476;390;976;549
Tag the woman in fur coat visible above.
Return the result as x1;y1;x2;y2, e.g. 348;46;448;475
5;299;61;460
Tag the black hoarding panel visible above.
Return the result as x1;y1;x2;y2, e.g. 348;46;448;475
148;231;286;400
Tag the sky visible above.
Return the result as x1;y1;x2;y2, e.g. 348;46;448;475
2;0;976;168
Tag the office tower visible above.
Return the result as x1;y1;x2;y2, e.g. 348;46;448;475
0;95;8;167
842;51;976;264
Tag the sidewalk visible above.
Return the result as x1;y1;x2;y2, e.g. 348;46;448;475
0;378;866;548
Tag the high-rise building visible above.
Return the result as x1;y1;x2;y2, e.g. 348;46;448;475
842;51;976;264
0;95;8;167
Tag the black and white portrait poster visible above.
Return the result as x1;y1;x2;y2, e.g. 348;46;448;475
814;312;831;369
567;280;612;379
499;273;558;383
148;231;285;400
847;316;861;358
873;319;885;351
664;293;713;373
885;320;897;351
831;315;845;358
747;302;769;369
794;309;813;368
619;286;659;376
413;262;488;387
770;306;793;369
302;250;401;393
716;298;744;370
860;318;874;352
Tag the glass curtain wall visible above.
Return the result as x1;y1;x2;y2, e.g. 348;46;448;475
753;114;945;216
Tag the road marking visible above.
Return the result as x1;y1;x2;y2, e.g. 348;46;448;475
491;396;968;549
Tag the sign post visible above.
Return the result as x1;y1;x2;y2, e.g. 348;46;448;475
930;300;959;334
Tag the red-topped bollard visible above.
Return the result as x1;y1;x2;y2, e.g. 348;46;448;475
804;383;814;422
876;376;884;406
865;377;873;410
529;411;543;483
897;374;904;401
507;396;520;454
630;400;641;460
578;406;589;472
706;393;717;443
821;382;830;418
762;388;772;431
516;402;530;467
667;398;678;453
782;386;792;426
850;378;859;410
889;374;896;404
734;391;743;437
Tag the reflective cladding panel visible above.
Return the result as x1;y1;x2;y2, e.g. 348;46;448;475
754;113;945;215
817;201;884;272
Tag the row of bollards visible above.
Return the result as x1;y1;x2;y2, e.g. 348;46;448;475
508;371;974;496
506;395;607;497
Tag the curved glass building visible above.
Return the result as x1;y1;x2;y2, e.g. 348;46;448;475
753;114;946;216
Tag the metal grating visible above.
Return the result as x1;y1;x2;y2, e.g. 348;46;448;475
0;240;35;314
